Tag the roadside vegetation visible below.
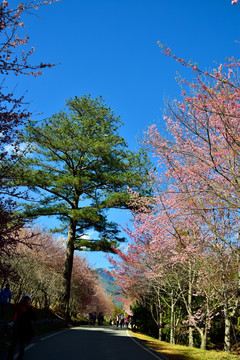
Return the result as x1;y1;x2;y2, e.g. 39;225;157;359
109;52;240;355
131;332;240;360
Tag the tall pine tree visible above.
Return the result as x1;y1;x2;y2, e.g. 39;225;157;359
15;95;151;316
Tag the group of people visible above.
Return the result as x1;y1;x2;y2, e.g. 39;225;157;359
88;311;131;328
113;314;130;328
0;283;36;360
88;311;105;325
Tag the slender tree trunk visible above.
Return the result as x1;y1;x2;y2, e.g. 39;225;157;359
41;289;49;309
223;252;240;353
188;262;194;347
151;287;163;341
170;292;175;344
158;311;163;341
200;314;210;350
224;308;231;353
200;329;207;350
157;289;163;341
221;260;231;353
200;298;211;350
62;218;76;319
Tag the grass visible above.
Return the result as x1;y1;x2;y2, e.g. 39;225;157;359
130;331;240;360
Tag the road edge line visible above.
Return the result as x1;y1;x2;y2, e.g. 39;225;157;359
40;329;69;341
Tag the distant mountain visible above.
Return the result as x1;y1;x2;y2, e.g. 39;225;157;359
96;268;122;307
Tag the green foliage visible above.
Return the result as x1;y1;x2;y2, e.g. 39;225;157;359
14;95;152;250
131;301;159;339
113;306;124;317
10;94;152;314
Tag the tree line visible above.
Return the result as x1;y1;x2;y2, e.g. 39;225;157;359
109;49;240;354
4;227;115;317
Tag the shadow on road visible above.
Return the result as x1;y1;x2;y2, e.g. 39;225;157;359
3;326;171;360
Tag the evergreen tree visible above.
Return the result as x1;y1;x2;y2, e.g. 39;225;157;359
15;95;151;316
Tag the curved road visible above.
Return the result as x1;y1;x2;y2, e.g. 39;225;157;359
14;326;167;360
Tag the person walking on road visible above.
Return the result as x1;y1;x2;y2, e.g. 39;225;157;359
8;294;36;360
125;315;130;329
89;311;94;325
120;314;125;328
97;312;104;326
0;283;12;320
93;312;96;325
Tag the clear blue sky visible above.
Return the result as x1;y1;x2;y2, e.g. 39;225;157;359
11;0;239;269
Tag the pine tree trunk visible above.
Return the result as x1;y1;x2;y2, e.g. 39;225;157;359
62;218;76;319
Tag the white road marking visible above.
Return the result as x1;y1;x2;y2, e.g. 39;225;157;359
12;330;68;359
40;329;68;341
13;344;35;359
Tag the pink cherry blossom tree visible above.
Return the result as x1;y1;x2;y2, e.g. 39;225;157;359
110;48;240;352
143;47;240;352
0;0;60;278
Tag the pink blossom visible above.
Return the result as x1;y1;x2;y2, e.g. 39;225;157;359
232;0;238;5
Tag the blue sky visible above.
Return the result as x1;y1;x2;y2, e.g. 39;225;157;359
10;0;239;268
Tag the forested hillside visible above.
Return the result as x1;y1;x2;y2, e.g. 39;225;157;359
96;268;122;308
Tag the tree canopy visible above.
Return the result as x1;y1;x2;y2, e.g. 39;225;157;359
14;94;151;315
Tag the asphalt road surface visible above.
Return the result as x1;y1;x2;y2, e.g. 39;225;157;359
12;326;167;360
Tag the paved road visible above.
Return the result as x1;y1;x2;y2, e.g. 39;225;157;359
13;326;167;360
